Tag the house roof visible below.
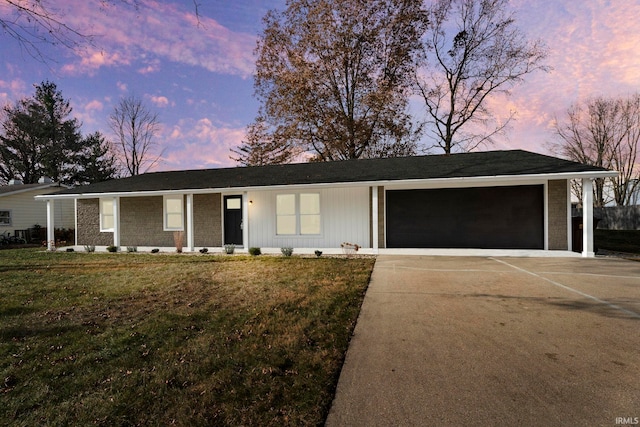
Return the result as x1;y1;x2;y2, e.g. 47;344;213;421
0;182;65;198
44;150;616;198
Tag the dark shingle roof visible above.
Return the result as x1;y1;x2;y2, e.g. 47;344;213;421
0;182;61;196
50;150;612;196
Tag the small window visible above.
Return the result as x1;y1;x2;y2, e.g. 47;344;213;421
0;210;11;226
226;198;241;210
164;195;184;231
100;199;114;232
276;193;321;235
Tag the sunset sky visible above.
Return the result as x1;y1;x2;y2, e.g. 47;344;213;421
1;0;639;172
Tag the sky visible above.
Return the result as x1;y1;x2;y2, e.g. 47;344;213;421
1;0;639;172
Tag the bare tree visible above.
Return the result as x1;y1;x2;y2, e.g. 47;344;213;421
0;0;88;61
231;116;301;166
416;0;548;154
611;95;640;206
553;95;640;207
109;95;162;176
1;0;201;61
235;0;429;166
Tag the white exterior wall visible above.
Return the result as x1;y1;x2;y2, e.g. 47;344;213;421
246;186;370;249
0;188;75;232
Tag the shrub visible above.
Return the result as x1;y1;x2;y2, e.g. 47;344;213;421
106;245;118;253
199;248;209;254
151;248;160;253
249;247;261;256
126;246;138;253
223;244;235;254
281;247;294;257
84;245;96;253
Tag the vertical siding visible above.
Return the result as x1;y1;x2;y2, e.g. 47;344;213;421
0;188;74;233
247;186;370;249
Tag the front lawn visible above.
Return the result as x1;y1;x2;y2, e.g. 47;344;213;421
0;249;374;426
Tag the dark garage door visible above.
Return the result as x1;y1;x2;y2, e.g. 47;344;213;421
386;185;544;249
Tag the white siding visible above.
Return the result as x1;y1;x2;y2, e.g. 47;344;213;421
0;188;75;233
247;186;370;249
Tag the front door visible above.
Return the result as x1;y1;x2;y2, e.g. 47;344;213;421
223;195;243;246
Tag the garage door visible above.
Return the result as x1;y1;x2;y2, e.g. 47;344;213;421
386;185;544;249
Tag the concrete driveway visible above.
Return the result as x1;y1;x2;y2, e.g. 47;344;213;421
326;256;640;427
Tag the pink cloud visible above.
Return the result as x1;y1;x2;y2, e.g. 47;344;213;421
61;49;131;76
158;118;246;170
458;0;640;155
57;0;256;78
84;99;104;111
149;95;172;108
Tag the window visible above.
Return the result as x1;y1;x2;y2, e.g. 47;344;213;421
276;193;320;235
164;195;184;231
100;199;114;232
0;210;11;226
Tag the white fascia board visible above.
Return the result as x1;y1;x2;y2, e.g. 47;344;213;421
34;170;618;200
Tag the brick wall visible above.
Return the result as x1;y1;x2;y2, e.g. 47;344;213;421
548;180;568;250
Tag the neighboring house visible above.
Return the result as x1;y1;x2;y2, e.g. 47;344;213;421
0;178;75;241
37;150;617;257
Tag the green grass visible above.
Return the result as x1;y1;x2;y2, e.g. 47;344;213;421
595;229;640;254
0;249;375;426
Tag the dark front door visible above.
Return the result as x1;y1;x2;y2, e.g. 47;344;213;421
224;195;243;245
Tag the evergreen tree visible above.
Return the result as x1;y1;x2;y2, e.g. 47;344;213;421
0;80;82;184
71;132;119;185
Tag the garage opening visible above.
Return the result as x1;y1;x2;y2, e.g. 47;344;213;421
386;185;544;249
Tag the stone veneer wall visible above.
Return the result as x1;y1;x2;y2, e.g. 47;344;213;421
193;193;222;247
120;196;173;247
548;180;568;250
78;194;223;248
76;199;114;246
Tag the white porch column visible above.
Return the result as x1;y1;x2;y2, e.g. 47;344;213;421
372;187;379;253
46;199;55;250
242;192;249;249
582;178;594;257
112;197;121;248
186;193;194;252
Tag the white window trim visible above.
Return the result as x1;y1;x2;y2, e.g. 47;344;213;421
0;210;11;226
276;193;321;236
99;198;114;232
164;194;185;231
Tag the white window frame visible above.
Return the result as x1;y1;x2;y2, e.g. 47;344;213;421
164;195;184;231
99;198;115;232
276;193;321;236
0;210;11;226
